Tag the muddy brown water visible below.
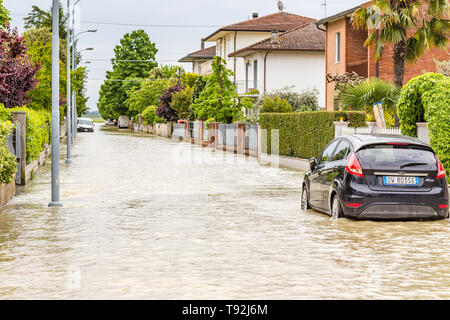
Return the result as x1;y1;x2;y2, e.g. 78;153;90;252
1;125;449;299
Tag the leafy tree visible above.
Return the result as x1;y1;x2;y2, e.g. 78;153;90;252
351;0;449;87
24;27;67;64
260;96;292;113
191;57;239;123
170;87;193;119
24;4;67;39
141;105;158;124
98;29;158;118
72;66;88;116
124;79;170;114
0;0;10;28
0;25;39;108
156;83;183;121
149;65;185;80
191;75;208;103
24;28;69;112
181;72;199;88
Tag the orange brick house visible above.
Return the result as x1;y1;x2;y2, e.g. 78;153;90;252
316;2;449;111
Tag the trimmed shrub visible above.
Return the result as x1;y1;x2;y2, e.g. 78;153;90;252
0;104;50;163
397;73;446;136
260;96;292;113
141;105;158;124
397;73;450;182
0;121;17;184
259;111;366;159
421;79;450;183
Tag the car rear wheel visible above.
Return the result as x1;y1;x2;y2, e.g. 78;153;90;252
331;195;343;219
301;186;311;210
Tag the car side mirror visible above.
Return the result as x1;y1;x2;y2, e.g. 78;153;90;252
309;157;318;171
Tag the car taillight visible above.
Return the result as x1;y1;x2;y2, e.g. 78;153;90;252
345;202;363;208
346;153;364;177
436;156;446;180
438;204;449;209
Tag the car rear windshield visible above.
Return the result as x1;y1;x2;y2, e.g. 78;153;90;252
357;144;435;166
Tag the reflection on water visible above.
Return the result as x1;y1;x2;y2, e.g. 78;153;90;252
0;125;449;299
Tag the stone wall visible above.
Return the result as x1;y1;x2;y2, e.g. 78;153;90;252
0;180;15;208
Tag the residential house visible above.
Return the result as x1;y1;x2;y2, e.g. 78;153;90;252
203;11;318;94
316;2;450;111
229;23;325;107
178;45;216;75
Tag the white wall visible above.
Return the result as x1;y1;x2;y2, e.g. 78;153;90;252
243;51;325;108
215;31;272;92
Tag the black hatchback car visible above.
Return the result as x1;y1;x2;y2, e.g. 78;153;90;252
301;134;449;220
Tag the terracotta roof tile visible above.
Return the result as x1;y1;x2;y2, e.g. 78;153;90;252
229;23;325;57
204;12;317;41
179;46;216;62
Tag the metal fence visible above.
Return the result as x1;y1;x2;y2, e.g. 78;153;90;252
225;124;237;148
245;125;258;151
202;123;209;142
172;123;185;139
342;126;402;136
6;123;21;184
192;121;199;141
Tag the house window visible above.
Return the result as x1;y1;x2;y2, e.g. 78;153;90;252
335;32;341;63
245;62;249;92
253;60;258;89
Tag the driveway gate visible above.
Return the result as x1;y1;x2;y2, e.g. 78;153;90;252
6;123;21;184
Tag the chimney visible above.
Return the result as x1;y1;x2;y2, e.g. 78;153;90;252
271;28;279;43
201;38;205;50
252;13;259;19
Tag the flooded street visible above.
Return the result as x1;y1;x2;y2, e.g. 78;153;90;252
1;125;450;299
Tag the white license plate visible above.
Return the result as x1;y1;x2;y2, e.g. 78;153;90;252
383;176;418;186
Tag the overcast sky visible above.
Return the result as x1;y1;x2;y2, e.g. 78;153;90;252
6;0;362;111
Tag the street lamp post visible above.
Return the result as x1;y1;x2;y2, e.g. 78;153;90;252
49;0;62;207
65;0;72;164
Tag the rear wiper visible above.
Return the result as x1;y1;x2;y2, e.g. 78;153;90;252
400;162;428;169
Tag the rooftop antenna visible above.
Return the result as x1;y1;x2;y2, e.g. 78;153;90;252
278;1;284;12
321;0;327;17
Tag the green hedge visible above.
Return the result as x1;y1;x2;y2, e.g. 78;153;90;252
397;73;450;183
0;104;50;164
0;121;17;184
397;73;446;137
259;111;366;159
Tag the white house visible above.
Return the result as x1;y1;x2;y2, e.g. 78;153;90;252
178;45;216;75
202;11;317;93
229;23;326;107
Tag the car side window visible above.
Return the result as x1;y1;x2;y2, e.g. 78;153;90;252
332;140;351;161
319;140;339;164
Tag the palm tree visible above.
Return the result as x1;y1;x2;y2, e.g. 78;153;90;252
351;0;449;88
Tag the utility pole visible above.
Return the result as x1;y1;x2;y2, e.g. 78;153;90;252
65;0;72;164
49;0;62;207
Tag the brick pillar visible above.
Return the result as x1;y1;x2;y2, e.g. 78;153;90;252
197;120;203;145
209;122;217;148
184;121;189;141
12;111;26;185
237;123;246;154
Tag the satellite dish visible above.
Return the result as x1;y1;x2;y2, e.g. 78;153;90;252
278;1;284;12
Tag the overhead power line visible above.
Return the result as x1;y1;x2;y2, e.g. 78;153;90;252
11;12;221;28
